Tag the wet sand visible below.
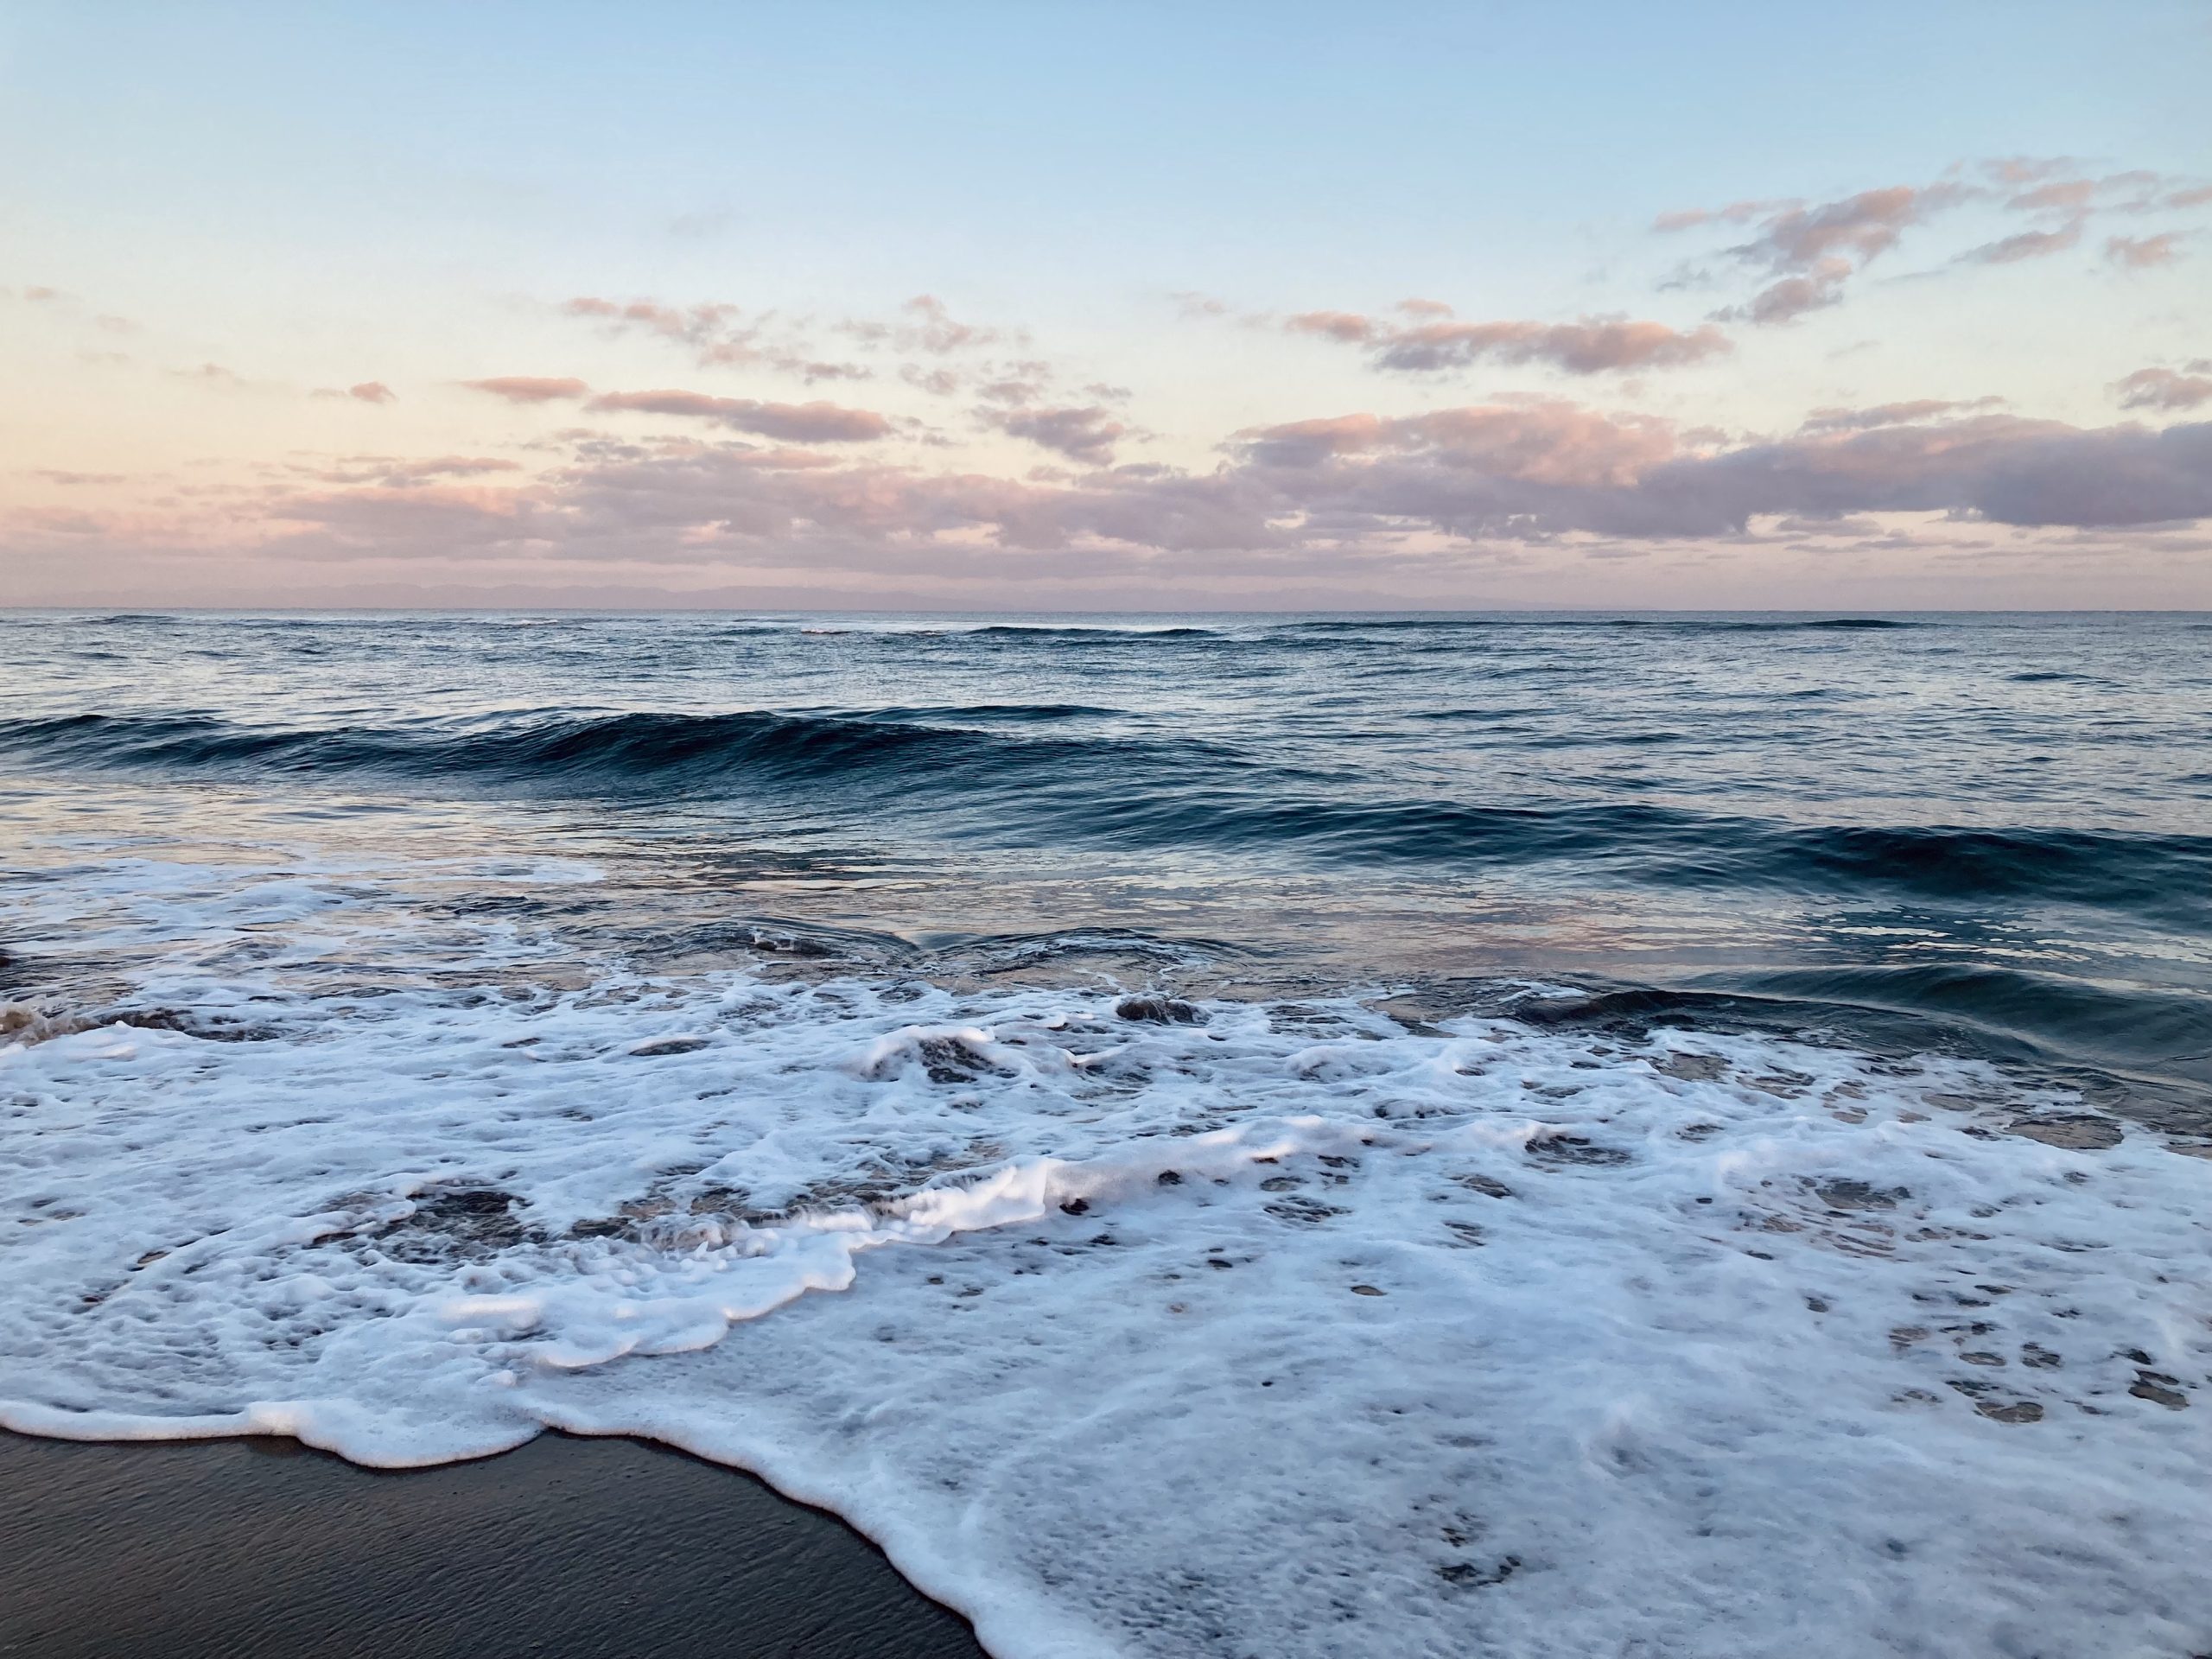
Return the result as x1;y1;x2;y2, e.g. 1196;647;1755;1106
0;1429;988;1658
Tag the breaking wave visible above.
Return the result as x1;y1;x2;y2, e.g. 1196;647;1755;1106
4;712;2205;929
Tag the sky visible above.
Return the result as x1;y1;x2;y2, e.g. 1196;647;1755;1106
4;1;2210;610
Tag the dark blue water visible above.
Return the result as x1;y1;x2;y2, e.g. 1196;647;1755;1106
3;609;2209;1122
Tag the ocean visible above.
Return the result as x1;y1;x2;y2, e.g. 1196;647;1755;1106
3;609;2209;1656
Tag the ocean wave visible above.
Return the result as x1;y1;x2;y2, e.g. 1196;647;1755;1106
1723;963;2212;1090
852;702;1120;723
3;849;2209;1659
6;715;2207;928
1063;796;2212;918
0;709;1213;792
1275;615;1925;633
966;623;1222;639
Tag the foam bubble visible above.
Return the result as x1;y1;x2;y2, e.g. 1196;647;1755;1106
3;854;2209;1657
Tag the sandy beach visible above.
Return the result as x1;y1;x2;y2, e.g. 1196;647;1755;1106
0;1429;986;1658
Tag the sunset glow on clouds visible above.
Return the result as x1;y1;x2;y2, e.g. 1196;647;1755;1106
3;3;2209;608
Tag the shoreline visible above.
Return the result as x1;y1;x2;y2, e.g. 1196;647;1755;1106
0;1427;988;1659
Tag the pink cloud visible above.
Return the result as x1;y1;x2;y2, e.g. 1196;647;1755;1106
270;485;531;543
1692;184;1970;323
1799;399;2004;433
563;293;874;380
327;456;523;487
788;360;874;384
583;389;892;442
1719;259;1853;325
1284;310;1378;345
1230;404;2212;535
1650;198;1799;233
1287;309;1731;374
1170;290;1232;319
2113;368;2212;411
1732;185;1962;273
347;381;396;404
974;361;1058;406
1999;168;2204;216
991;405;1126;465
1233;402;1677;487
2006;179;2100;213
899;295;989;353
902;365;963;396
22;397;2212;600
462;376;591;404
173;362;247;386
1671;160;2211;321
564;296;740;345
1980;156;2075;187
1958;218;2084;264
564;296;760;366
2106;232;2183;269
244;400;2212;579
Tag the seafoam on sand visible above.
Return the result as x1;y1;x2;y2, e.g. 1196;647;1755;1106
3;852;2209;1659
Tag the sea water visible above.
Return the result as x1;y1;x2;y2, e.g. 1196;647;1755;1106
3;611;2209;1656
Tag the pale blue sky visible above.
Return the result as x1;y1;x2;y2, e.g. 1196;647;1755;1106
12;3;2204;309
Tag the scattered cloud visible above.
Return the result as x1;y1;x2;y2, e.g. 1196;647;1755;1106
565;296;738;347
1169;290;1232;319
14;162;2211;603
170;362;249;387
316;455;524;487
582;389;893;442
462;376;592;404
563;295;872;383
1799;398;2005;433
1958;219;2084;265
1233;402;1676;486
1649;199;1800;233
2114;367;2212;411
974;361;1058;406
1227;403;2212;537
194;398;2212;588
897;295;990;354
990;404;1127;465
2106;232;2183;268
1733;186;1959;270
558;291;1027;384
1666;159;2212;321
1284;302;1731;374
902;365;963;397
1694;184;1967;322
549;289;1102;419
1717;262;1853;325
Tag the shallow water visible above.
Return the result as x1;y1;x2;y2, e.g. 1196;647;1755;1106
3;610;2209;1656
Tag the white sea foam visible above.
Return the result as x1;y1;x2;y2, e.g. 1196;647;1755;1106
3;854;2210;1657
